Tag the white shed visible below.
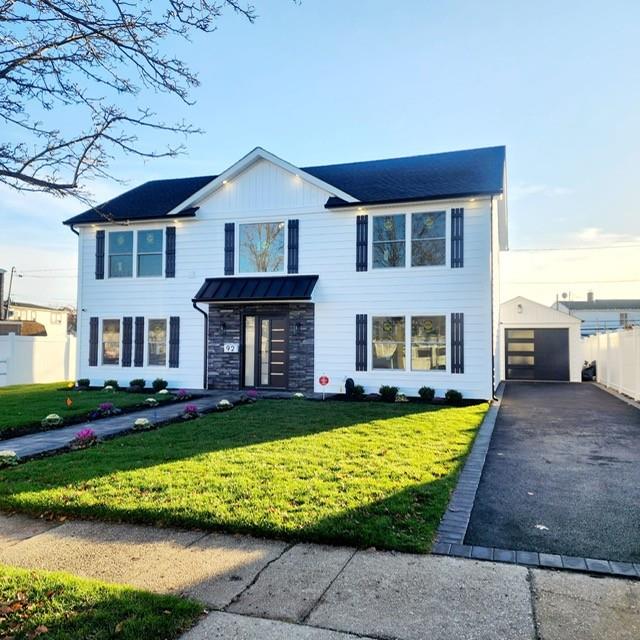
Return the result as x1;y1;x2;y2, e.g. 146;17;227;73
500;296;582;383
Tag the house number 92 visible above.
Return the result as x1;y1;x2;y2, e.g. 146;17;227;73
223;343;239;353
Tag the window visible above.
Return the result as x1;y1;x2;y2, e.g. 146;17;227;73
137;230;163;277
102;319;120;365
372;316;405;369
411;316;446;370
239;222;285;273
412;212;446;266
620;312;629;328
148;319;167;366
373;215;405;268
108;231;133;277
50;312;63;324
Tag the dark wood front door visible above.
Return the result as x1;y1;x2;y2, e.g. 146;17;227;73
243;315;289;389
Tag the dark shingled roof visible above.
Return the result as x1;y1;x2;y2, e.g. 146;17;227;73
193;275;319;303
64;175;215;225
64;145;505;225
561;299;640;311
303;146;506;207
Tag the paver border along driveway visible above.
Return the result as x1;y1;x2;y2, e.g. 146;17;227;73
461;382;640;566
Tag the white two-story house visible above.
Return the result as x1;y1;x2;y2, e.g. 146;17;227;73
64;146;507;399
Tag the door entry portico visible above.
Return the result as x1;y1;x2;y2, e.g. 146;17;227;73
243;314;289;389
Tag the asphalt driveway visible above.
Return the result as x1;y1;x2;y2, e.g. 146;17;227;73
465;382;640;562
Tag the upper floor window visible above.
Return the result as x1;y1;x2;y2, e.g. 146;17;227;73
411;316;446;370
373;215;405;269
50;312;63;324
148;319;167;366
102;319;120;365
239;222;285;273
137;230;163;277
108;231;133;278
411;212;446;266
372;316;406;369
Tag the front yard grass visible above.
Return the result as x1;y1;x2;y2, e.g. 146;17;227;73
0;564;202;640
0;382;175;439
0;400;487;552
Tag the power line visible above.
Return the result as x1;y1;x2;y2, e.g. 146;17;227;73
508;243;640;252
505;278;640;284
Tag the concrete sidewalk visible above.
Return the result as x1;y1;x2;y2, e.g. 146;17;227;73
1;513;638;639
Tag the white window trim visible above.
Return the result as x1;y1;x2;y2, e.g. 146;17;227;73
368;313;451;374
146;317;169;368
106;229;165;280
101;317;122;366
369;210;450;271
236;219;288;276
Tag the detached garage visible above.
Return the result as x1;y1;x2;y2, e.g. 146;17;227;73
500;297;582;383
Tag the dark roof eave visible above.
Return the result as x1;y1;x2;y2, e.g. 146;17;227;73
63;207;199;226
325;189;503;209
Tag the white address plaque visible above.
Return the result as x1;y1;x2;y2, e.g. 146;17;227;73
223;343;240;353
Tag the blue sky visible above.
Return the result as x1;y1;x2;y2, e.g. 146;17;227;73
2;0;640;305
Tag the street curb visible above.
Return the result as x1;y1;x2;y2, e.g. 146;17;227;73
432;382;640;581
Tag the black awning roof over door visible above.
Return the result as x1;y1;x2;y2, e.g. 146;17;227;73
193;275;319;303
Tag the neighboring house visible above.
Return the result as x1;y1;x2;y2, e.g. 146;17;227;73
500;297;582;383
63;146;508;400
5;301;69;338
554;295;640;336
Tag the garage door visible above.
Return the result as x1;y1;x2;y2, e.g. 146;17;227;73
505;328;569;381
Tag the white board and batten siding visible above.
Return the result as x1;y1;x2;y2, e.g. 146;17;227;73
76;156;500;399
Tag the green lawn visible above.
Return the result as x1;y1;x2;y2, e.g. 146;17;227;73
0;382;175;439
0;400;487;552
0;564;202;640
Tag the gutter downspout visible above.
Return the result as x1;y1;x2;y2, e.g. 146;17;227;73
70;224;79;236
192;300;209;390
490;195;498;400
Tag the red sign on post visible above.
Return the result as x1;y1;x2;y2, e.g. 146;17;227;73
319;375;329;386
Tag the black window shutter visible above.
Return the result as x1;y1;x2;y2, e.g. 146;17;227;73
95;230;105;279
356;215;368;271
224;223;235;275
451;312;464;373
355;314;368;371
165;227;176;278
169;316;180;368
451;208;464;268
134;317;144;367
287;219;299;274
89;317;99;366
122;317;132;367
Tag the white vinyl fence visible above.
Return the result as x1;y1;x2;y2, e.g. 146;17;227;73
582;326;640;401
0;333;76;387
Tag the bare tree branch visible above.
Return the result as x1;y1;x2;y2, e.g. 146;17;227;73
0;0;257;200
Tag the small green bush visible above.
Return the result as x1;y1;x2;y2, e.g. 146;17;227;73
445;389;463;405
379;385;399;403
104;379;119;390
152;378;168;392
129;378;146;391
418;386;435;402
77;378;90;388
352;384;366;400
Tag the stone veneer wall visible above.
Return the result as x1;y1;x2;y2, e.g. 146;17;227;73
207;303;314;392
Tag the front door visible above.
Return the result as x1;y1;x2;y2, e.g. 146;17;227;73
243;315;289;389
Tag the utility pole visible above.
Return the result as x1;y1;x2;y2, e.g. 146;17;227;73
5;267;22;320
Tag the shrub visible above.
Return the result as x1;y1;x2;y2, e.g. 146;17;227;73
158;389;170;396
181;404;200;420
352;384;365;400
104;379;119;390
395;393;409;403
292;392;305;399
344;377;355;399
152;378;168;392
129;378;145;392
41;413;63;428
77;378;90;389
133;417;151;430
144;398;159;407
418;386;435;402
379;385;399;403
445;389;463;405
0;450;19;468
217;399;233;411
70;428;97;449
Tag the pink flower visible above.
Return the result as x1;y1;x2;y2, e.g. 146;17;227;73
184;404;198;415
75;428;96;441
176;389;188;398
99;402;113;412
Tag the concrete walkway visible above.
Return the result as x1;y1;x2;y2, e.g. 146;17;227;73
1;513;638;640
1;392;242;459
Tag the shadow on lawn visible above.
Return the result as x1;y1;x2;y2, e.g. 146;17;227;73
0;400;483;551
